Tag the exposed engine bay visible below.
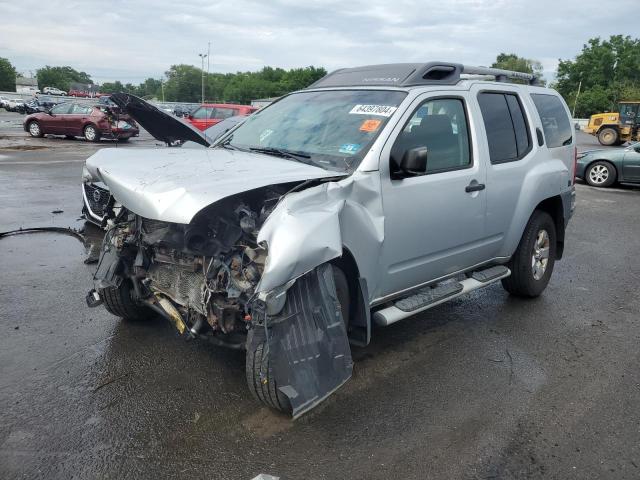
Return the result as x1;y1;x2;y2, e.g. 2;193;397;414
93;183;297;346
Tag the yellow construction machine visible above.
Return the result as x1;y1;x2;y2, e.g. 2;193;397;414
584;101;640;146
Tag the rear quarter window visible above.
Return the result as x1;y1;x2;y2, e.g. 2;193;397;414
477;92;531;164
530;94;573;148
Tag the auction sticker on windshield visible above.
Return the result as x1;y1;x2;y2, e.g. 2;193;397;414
349;104;397;117
359;119;382;132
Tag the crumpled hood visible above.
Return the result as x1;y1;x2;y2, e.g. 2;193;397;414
85;147;339;224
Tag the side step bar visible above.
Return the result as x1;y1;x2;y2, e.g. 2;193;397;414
373;265;510;326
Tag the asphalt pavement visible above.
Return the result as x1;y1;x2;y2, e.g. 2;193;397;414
1;110;640;479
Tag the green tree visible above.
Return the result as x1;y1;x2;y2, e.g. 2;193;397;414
100;81;125;94
0;57;17;91
491;53;545;85
36;66;93;91
555;35;640;117
162;64;203;102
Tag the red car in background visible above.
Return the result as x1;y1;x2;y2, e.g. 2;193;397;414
68;89;92;98
187;103;256;131
23;102;139;142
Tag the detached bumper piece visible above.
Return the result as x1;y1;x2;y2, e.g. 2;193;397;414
248;264;353;418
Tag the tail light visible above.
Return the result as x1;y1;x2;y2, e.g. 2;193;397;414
572;146;577;185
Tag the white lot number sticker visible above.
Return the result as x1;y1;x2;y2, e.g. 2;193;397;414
349;104;397;117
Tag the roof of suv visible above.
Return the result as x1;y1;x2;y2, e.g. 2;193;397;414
309;62;540;89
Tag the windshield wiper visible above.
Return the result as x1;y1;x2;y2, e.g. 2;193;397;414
249;146;312;161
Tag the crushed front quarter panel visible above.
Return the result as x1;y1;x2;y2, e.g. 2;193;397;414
257;170;385;301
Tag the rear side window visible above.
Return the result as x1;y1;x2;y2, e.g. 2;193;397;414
192;107;212;119
478;92;531;164
213;107;235;120
530;94;573;148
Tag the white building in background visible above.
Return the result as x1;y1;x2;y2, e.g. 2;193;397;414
16;77;40;94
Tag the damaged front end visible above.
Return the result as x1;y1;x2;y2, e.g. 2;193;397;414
89;182;353;416
92;186;285;346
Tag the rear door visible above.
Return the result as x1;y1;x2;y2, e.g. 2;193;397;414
67;104;94;135
379;93;489;295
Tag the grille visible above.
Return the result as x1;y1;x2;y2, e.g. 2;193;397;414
83;183;110;218
148;263;206;314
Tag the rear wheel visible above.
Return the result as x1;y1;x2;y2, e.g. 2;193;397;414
502;210;556;297
585;160;616;188
598;127;618;146
84;124;100;142
28;121;43;138
99;281;151;320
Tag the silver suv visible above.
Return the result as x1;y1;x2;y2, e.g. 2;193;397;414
86;62;576;417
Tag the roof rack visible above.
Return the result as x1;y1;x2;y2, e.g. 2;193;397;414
309;62;540;89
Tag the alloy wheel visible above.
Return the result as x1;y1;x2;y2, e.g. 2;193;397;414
85;126;96;141
531;229;550;281
29;122;40;137
588;164;609;185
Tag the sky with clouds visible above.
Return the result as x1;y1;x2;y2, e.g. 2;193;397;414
0;0;637;84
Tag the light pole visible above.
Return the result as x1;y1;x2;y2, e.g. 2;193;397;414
198;52;207;103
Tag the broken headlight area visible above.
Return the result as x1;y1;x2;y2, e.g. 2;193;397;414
91;186;291;346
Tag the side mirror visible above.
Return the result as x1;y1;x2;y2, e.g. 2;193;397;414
634;144;640;153
399;147;428;176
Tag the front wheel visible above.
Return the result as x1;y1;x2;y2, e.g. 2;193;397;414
99;281;151;320
84;124;100;142
245;265;350;413
585;160;616;188
502;210;556;297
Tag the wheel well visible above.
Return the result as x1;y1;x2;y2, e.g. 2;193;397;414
331;247;370;346
597;124;619;134
535;196;565;259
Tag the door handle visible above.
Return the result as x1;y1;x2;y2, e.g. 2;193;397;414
465;182;485;193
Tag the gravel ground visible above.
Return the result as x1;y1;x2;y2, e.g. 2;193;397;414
1;109;639;480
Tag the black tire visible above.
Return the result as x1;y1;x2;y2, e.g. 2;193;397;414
27;121;43;138
332;266;350;328
99;281;150;320
84;124;100;142
246;341;291;413
502;210;557;298
598;127;618;146
585;160;617;188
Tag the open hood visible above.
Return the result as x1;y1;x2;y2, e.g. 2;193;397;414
109;93;211;147
85;147;340;224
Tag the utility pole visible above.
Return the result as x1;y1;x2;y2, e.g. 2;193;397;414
572;79;582;118
198;52;208;103
161;78;165;102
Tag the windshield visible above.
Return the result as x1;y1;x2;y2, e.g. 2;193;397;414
222;89;407;172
